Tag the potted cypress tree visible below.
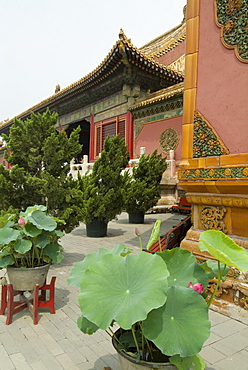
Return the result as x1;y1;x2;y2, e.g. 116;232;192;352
75;135;129;237
124;150;167;223
0;109;82;233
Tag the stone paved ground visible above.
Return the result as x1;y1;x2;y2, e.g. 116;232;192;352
0;212;248;370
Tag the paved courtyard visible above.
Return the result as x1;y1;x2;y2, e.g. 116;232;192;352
0;212;248;370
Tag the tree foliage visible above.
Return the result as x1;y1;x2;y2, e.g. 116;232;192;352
75;135;130;225
0;109;82;232
124;150;167;214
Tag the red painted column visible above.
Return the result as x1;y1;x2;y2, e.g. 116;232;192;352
89;114;95;162
126;111;133;159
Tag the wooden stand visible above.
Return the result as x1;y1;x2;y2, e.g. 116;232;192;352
0;276;56;325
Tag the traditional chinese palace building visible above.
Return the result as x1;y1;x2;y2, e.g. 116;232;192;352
0;17;185;161
0;0;248;319
0;8;187;207
1;1;248;241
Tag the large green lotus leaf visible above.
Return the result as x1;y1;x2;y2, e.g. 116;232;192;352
23;223;42;237
27;210;57;231
0;246;12;257
170;353;206;370
78;252;169;330
20;205;47;218
0;213;15;228
0;228;20;246
43;243;64;263
13;239;32;254
0;255;15;268
200;260;230;280
35;232;51;248
55;230;64;237
77;315;99;335
146;220;161;250
158;248;209;288
3;220;15;229
143;286;210;357
67;244;129;287
199;230;248;271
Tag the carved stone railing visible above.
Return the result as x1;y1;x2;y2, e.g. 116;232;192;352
69;149;177;181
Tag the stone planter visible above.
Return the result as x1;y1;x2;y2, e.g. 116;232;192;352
128;211;145;224
86;219;108;237
112;334;177;370
7;264;50;291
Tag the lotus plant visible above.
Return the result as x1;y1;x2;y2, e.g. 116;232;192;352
68;223;248;370
0;205;64;269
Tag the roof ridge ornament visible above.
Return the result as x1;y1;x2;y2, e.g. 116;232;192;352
119;28;127;41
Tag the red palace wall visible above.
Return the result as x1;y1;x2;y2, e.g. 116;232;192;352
135;115;183;161
0;155;9;169
196;1;248;155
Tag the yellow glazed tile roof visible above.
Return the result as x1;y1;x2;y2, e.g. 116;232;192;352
0;30;184;130
139;17;186;58
129;82;184;110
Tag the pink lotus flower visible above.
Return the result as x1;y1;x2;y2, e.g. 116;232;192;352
188;282;204;294
19;217;25;227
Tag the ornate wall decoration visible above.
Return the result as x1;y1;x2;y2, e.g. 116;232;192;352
159;128;179;153
132;98;183;120
215;0;248;63
134;123;144;139
200;206;227;233
187;193;248;209
179;166;248;180
193;111;229;157
167;54;185;74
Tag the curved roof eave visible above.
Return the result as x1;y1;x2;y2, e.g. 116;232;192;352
129;82;184;110
0;30;184;129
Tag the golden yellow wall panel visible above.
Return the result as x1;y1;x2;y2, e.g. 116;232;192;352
220;153;248;166
215;183;248;195
184;53;198;89
205;156;220;167
232;208;248;237
186;0;200;20
198;158;206;168
183;88;196;124
204;181;221;194
188;158;200;167
186;17;199;54
181;123;194;159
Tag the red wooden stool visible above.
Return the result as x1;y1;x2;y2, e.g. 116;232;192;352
0;276;56;325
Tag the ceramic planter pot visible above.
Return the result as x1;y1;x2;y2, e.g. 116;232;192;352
86;219;108;237
112;332;178;370
128;211;145;224
7;264;50;291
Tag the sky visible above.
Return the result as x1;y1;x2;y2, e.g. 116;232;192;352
0;0;186;122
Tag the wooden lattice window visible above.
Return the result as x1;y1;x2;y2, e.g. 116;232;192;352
102;122;116;148
96;126;101;157
95;117;126;158
118;120;125;139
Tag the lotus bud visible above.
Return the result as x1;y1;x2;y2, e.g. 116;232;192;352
135;228;141;236
19;217;25;227
188;282;204;294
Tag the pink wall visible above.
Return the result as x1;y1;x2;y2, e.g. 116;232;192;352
0;155;8;169
155;40;185;66
196;1;248;154
135;115;183;160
